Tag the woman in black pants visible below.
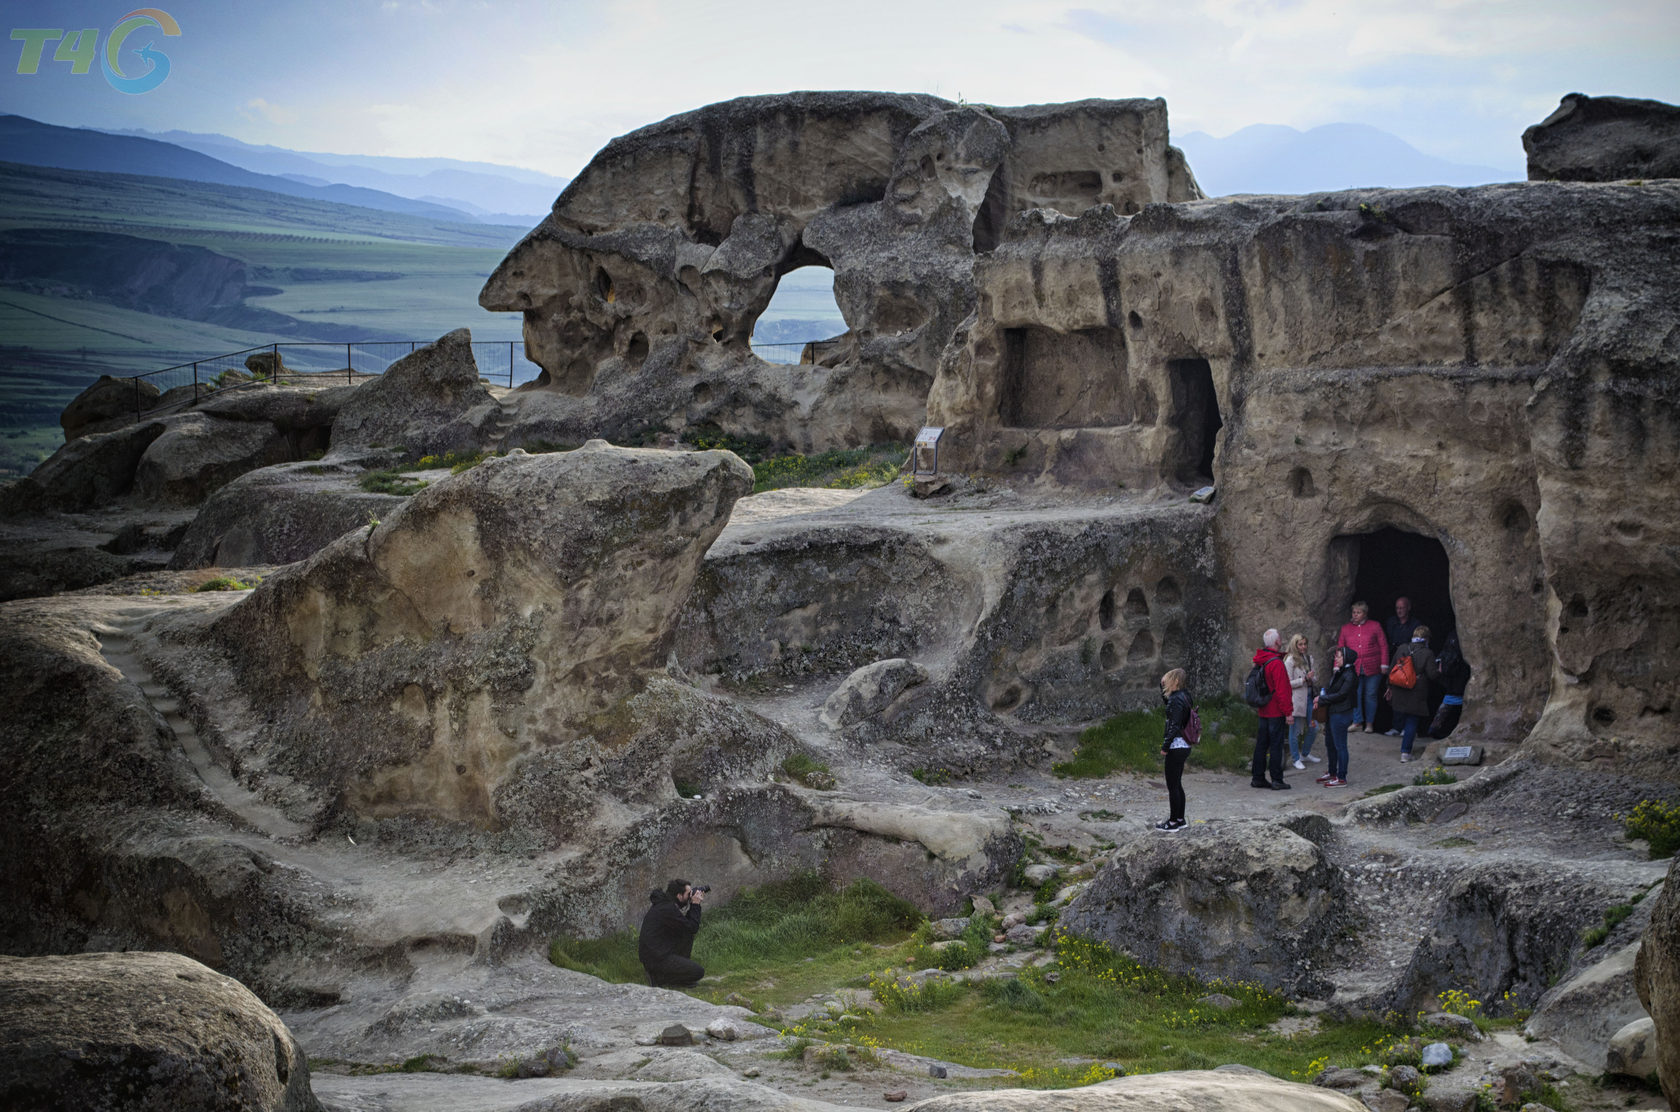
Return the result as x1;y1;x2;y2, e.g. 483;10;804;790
1156;668;1193;831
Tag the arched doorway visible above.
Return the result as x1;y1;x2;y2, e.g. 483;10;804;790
1327;526;1460;731
1166;357;1221;483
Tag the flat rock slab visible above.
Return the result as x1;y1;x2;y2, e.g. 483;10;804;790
312;1072;863;1111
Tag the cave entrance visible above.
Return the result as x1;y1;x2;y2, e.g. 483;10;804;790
1166;357;1221;483
749;263;846;365
1326;527;1460;729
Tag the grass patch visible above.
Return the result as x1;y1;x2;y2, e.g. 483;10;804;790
910;767;951;786
548;874;922;1007
193;575;258;592
1580;901;1638;949
1622;798;1680;858
858;932;1404;1085
359;468;427;495
780;752;836;790
1054;693;1257;778
748;443;905;494
1433;836;1476;849
1412;767;1458;786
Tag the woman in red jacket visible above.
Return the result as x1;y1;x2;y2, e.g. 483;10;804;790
1336;601;1388;733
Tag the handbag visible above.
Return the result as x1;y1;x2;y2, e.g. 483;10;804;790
1312;698;1329;724
1389;651;1418;690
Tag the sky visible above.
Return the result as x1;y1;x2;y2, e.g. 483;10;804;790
2;0;1677;180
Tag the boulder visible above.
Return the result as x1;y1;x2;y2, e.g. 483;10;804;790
1389;862;1624;1013
0;950;320;1111
479;93;1199;453
1604;1017;1659;1082
205;441;754;828
1058;819;1350;995
908;1069;1365;1109
820;657;929;728
61;373;158;441
169;457;407;569
329;328;493;458
1634;856;1680;1105
1524;940;1649;1068
1523;93;1680;182
134;412;293;505
0;420;165;515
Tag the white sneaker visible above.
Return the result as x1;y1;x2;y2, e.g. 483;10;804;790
1384;729;1401;737
1400;753;1413;762
1306;755;1322;763
1293;759;1306;770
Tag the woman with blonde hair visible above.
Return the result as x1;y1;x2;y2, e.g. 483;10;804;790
1285;633;1319;770
1156;668;1193;831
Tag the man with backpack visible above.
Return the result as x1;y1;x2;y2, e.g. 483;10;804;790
1248;629;1294;790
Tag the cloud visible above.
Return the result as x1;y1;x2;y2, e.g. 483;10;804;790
240;98;298;126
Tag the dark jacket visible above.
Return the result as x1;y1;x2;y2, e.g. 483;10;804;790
1388;640;1440;718
1385;614;1422;652
1320;663;1358;715
637;890;701;966
1162;689;1192;747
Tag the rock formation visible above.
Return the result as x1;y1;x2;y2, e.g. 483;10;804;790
924;180;1680;764
1635;857;1678;1104
479;92;1199;453
908;1069;1365;1110
1059;819;1349;996
329;327;494;458
0;950;320;1112
1524;93;1680;182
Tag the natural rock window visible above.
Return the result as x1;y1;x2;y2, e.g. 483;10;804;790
749;264;845;364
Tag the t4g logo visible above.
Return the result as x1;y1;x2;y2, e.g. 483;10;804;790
11;8;180;94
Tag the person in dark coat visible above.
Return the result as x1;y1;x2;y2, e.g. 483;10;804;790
1386;625;1441;762
1155;668;1193;831
1316;645;1359;786
638;878;705;987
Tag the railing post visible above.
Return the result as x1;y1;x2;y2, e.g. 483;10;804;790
193;361;199;404
508;342;514;389
134;375;142;421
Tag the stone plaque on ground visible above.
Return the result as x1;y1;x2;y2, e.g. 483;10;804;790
1441;745;1483;765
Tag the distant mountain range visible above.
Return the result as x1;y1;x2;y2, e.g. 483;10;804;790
102;127;568;224
0;115;560;226
1175;123;1520;197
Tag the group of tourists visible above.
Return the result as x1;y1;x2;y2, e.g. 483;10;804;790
1153;596;1471;832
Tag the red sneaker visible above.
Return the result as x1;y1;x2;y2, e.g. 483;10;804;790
1326;777;1347;786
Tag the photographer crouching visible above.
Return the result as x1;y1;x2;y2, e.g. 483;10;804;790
638;879;707;987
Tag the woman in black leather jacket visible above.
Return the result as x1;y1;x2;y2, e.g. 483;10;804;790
1156;668;1193;831
1316;646;1358;786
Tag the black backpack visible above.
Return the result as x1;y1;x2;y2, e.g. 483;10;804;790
1243;660;1271;707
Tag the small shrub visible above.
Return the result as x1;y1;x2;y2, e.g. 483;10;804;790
1622;798;1680;858
980;977;1047;1013
910;767;951;786
868;970;965;1013
1412;766;1457;786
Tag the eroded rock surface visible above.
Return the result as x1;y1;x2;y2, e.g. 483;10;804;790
908;1069;1365;1110
329;328;495;459
1635;855;1679;1104
0;950;320;1112
204;441;752;827
1059;819;1349;996
1524;93;1680;182
479;92;1199;453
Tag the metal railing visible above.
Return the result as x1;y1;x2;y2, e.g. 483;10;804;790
125;340;543;421
749;339;844;366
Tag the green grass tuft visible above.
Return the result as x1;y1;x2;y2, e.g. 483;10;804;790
193;575;258;592
748;443;905;494
1054;693;1257;778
